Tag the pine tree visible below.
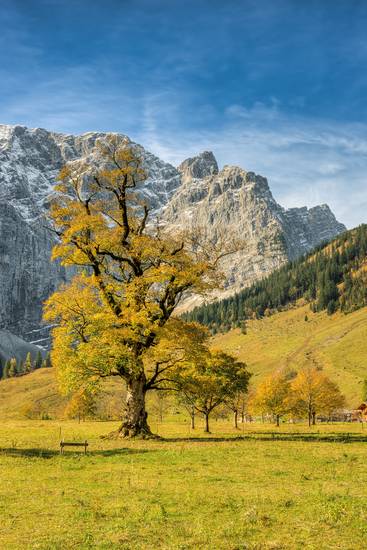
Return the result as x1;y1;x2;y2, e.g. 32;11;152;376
34;350;43;370
17;360;25;375
327;299;338;315
2;359;10;379
24;352;33;374
42;352;52;368
8;358;17;377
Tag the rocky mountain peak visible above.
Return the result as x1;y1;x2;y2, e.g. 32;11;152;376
0;123;346;337
0;124;182;340
178;151;219;182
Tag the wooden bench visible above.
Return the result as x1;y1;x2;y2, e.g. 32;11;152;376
60;440;88;455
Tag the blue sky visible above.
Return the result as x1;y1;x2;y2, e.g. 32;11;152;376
1;0;366;227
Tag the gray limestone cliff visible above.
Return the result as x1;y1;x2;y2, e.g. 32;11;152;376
0;124;180;341
0;125;346;339
162;155;345;304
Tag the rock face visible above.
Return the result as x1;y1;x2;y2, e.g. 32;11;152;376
0;125;181;341
282;205;347;259
0;124;346;338
162;166;287;298
162;159;345;302
178;151;219;182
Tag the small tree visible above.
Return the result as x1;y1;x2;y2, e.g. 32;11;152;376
24;352;33;374
34;350;43;370
225;391;249;429
174;351;250;433
64;388;97;422
240;321;247;335
288;367;345;426
2;360;10;379
249;370;290;426
17;360;25;375
177;393;196;429
8;358;17;378
150;392;170;423
42;353;52;368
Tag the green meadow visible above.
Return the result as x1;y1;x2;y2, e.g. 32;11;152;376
1;305;366;548
1;419;366;550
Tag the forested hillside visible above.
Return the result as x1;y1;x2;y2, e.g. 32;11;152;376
185;225;367;333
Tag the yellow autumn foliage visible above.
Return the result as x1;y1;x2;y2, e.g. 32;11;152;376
44;135;238;436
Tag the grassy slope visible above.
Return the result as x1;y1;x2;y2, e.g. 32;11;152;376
0;369;65;420
1;345;367;548
0;369;177;422
1;304;366;418
0;369;126;421
1;420;367;549
213;304;367;406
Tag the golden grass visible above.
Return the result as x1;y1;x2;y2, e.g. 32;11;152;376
213;305;367;406
1;419;366;549
1;307;366;546
0;369;125;421
1;304;366;422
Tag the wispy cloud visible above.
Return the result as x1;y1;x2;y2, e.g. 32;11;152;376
0;0;366;229
135;98;367;229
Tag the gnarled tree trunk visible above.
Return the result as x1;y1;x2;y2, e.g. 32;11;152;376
118;372;152;438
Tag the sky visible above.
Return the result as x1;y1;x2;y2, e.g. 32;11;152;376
0;0;366;228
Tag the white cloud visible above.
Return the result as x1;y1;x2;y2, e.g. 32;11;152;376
0;52;365;230
135;100;367;229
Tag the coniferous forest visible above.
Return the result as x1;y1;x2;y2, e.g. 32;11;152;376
184;225;367;333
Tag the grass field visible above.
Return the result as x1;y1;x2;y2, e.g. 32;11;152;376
1;419;367;549
213;304;367;406
1;305;366;548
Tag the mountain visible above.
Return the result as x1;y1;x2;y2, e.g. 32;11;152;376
0;330;43;378
0;124;346;340
0;124;180;341
185;225;367;333
162;152;345;302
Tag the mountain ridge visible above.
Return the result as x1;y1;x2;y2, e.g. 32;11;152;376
0;123;346;339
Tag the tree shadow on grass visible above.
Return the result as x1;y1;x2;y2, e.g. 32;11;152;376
163;433;367;444
0;447;153;459
1;434;365;458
